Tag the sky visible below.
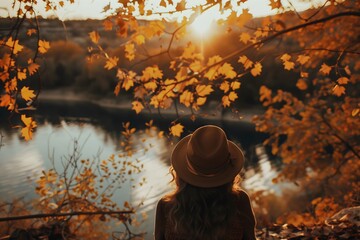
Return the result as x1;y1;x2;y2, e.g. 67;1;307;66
0;0;326;21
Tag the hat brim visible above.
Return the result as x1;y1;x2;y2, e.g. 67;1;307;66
171;135;244;188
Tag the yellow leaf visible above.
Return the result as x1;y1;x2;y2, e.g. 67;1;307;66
196;85;213;97
179;90;194;107
114;82;120;96
239;32;251;44
251;62;262;77
28;62;40;75
104;56;119;70
17;69;27;80
89;31;100;44
228;91;238;101
332;85;345;97
6;37;23;54
160;0;167;7
238;55;253;70
132;101;144;114
144;81;157;91
300;72;309;78
231;81;241;90
320;63;331;75
283;61;295;70
134;86;148;99
133;34;145;45
141;66;163;81
196;97;206;106
21;114;37;141
296;79;308;90
344;65;351;75
280;53;291;62
123;72;135;91
189;61;202;73
237;9;252;27
219;63;236;79
182;42;196;59
269;0;282;9
103;19;113;31
38;40;50;54
125;43;135;61
352;109;359;117
21;86;35;101
220;81;230;93
259;85;272;102
170;123;184;137
204;67;218;81
59;1;64;7
27;29;37;36
222;95;231;107
296;54;310;65
337;77;349;85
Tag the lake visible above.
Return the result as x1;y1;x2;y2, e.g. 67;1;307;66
0;99;294;239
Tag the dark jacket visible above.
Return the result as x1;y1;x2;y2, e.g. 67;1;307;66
154;190;256;240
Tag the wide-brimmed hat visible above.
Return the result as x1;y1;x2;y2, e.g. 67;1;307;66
171;125;244;188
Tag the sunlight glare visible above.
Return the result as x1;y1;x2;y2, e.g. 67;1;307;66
190;11;215;38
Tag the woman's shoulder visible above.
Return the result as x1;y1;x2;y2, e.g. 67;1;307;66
233;189;251;202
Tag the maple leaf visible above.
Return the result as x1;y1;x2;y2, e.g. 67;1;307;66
89;31;100;44
160;0;167;7
283;61;295;70
6;37;23;54
238;55;253;70
122;72;135;91
103;19;113;31
59;1;64;7
28;62;40;75
21;114;37;141
180;90;194;107
144;81;157;91
134;86;148;99
352;109;359;117
204;67;218;81
251;62;262;77
222;95;231;107
280;53;291;62
237;9;252;27
182;42;196;59
228;91;238;101
125;43;135;61
219;63;236;79
17;69;27;80
141;66;163;81
170;123;184;137
114;82;120;96
220;81;230;93
27;29;37;36
344;65;351;75
231;81;241;90
196;85;213;97
133;34;145;45
332;85;345;97
132;101;144;114
297;54;310;65
21;86;35;101
296;79;308;90
269;0;282;9
337;77;349;85
104;56;119;70
189;61;202;73
239;32;251;44
196;97;206;106
259;86;272;102
320;63;332;75
38;40;50;54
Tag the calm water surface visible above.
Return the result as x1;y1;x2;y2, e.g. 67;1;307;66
0;101;296;239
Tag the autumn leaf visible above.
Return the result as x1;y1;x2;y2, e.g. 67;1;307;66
17;69;27;80
21;86;35;101
320;63;332;75
219;63;236;79
337;77;349;85
28;62;40;75
220;81;230;93
27;29;37;36
280;53;291;62
141;66;163;81
196;85;213;97
238;55;253;70
231;81;241;90
114;83;121;96
283;61;295;70
6;37;23;54
89;31;100;44
269;0;282;9
259;85;272;102
297;54;310;65
237;9;252;27
296;79;308;90
222;95;231;107
228;91;238;101
170;123;184;137
133;34;145;45
132;101;144;114
21;114;37;141
179;90;194;107
332;84;345;97
196;97;206;106
352;109;359;117
239;32;251;44
104;56;119;70
38;40;50;54
251;62;262;77
125;43;135;61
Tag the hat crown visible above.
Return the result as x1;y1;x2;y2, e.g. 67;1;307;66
187;126;230;175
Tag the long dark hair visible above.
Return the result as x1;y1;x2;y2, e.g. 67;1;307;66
163;167;242;239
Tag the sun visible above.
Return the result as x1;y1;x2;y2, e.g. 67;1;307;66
189;9;218;38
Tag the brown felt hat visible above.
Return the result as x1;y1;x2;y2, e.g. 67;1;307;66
171;125;244;188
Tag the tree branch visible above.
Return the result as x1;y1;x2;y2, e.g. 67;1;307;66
0;210;134;222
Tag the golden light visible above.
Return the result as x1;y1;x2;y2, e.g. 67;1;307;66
189;11;216;38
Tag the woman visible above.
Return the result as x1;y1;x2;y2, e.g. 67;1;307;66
155;125;256;240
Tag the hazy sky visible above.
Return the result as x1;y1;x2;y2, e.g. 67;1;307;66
0;0;326;20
